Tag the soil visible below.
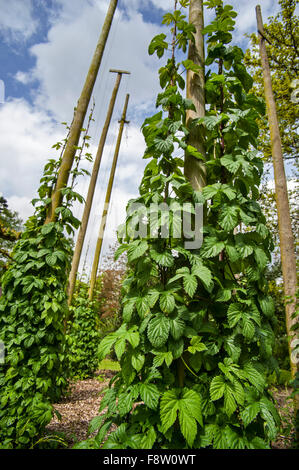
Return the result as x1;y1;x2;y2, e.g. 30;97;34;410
45;370;116;448
271;386;297;449
45;371;296;449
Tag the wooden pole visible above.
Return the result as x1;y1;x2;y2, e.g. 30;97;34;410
256;5;298;381
45;0;118;224
178;0;206;389
88;94;130;300
67;70;130;306
184;0;206;191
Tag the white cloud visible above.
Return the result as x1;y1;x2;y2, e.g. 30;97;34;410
1;0;288;266
124;0;174;12
26;0;162;123
14;71;35;85
0;0;37;43
226;0;281;44
0;99;146;262
6;195;33;223
1;0;161;261
73;121;147;270
0;98;64;209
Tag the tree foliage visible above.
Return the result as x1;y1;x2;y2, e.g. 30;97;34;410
0;196;22;277
245;0;298;395
244;0;299;165
97;243;127;324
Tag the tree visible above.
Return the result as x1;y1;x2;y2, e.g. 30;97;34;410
253;4;298;391
75;1;280;449
244;0;299;165
0;196;22;277
97;243;127;325
259;177;298;373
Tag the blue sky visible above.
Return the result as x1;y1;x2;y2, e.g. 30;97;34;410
0;0;55;101
1;1;278;106
0;0;283;273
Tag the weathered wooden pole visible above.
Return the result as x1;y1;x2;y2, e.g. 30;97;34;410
88;93;130;300
45;0;118;224
184;0;206;191
256;5;298;380
67;69;130;306
178;0;206;389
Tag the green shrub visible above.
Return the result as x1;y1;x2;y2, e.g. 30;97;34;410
67;284;100;380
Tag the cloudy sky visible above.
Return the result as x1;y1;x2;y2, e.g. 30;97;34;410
0;0;281;275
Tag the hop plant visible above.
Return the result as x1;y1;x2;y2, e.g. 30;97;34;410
76;1;280;449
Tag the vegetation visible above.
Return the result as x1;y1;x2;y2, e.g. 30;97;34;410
67;283;100;381
0;0;297;451
245;3;298;368
0;130;85;448
246;0;298;431
66;241;126;381
97;243;126;337
0;196;23;277
244;0;299;166
74;1;281;450
98;358;121;372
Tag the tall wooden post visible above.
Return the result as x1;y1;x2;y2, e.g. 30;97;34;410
178;0;206;389
88;94;130;301
45;0;118;224
184;0;206;191
67;70;130;306
256;5;298;380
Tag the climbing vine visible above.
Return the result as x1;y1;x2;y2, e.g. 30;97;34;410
67;282;100;381
0;121;92;448
75;0;281;450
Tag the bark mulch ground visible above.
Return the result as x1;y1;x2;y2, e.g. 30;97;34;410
45;371;296;449
45;370;115;448
271;386;297;449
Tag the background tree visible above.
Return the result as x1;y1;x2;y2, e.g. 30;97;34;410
244;0;299;165
245;0;299;250
245;0;298;381
66;242;126;378
0;197;23;277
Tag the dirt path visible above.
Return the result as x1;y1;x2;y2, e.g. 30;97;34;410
45;370;114;448
45;372;296;449
271;387;296;449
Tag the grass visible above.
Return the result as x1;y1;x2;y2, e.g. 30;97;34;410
98;358;120;371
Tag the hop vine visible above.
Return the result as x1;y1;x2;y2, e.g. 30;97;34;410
76;1;280;450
